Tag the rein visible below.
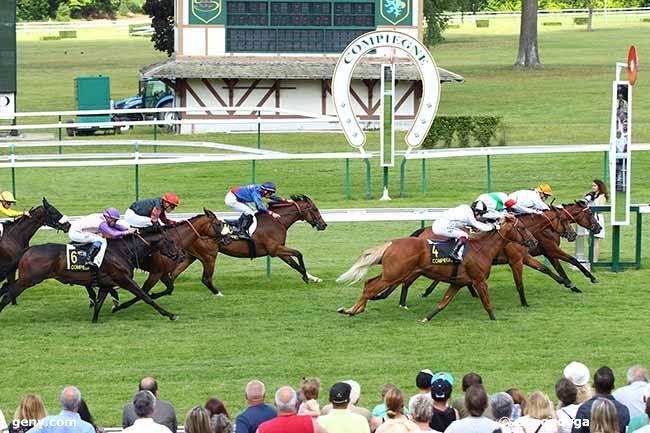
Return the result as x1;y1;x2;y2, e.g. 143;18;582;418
184;219;202;238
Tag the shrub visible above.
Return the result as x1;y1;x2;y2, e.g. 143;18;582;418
423;116;503;148
542;21;562;26
59;30;77;39
40;35;62;41
476;19;490;27
55;3;71;21
642;18;650;23
574;17;588;25
127;0;144;13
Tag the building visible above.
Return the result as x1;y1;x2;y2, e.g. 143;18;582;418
140;0;464;132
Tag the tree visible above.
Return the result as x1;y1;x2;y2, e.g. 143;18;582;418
423;0;452;45
143;0;174;56
514;0;542;68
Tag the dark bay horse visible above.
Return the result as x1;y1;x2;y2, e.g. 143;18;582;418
109;210;231;312
165;195;327;296
0;231;183;323
336;216;537;321
403;202;601;308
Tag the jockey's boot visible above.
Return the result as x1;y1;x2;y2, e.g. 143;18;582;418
86;244;101;268
236;214;253;240
451;239;465;262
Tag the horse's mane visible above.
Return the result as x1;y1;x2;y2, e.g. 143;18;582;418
469;230;495;242
268;194;311;210
1;206;40;231
134;215;201;236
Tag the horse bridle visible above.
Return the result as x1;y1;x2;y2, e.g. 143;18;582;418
42;204;69;231
560;204;599;231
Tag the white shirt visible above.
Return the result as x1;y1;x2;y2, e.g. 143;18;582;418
122;417;173;433
437;205;494;232
508;190;549;213
635;425;650;433
444;416;499;433
0;409;7;432
69;213;106;234
555;404;579;433
476;193;511;212
612;381;648;418
513;415;558;433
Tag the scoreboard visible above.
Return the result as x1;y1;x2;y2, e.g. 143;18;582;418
189;0;414;53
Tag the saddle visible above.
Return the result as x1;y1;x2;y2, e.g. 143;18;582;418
427;238;469;264
224;215;258;240
66;243;105;271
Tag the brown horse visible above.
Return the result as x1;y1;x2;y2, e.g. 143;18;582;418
109;210;231;312
164;195;328;296
0;230;184;323
336;216;537;321
404;201;601;308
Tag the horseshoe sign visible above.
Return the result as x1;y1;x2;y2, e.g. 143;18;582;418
332;31;440;149
0;93;15;120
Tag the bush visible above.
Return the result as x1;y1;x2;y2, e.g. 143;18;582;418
40;35;62;41
127;0;144;13
447;24;461;29
423;116;503;148
119;0;130;15
542;21;562;26
642;18;650;23
59;30;77;38
574;17;588;25
476;19;490;28
55;3;71;21
17;0;49;20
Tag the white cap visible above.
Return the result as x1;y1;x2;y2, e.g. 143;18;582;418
564;362;590;386
343;380;361;404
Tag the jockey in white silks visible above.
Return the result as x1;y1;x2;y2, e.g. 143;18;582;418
508;184;553;215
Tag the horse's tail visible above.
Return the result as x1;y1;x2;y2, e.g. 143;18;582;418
409;227;426;237
336;241;392;285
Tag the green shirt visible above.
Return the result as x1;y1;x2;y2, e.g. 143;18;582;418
318;409;370;433
628;414;649;433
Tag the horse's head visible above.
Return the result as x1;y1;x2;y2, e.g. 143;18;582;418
203;208;232;246
291;195;327;231
41;198;71;232
498;215;538;251
565;200;602;234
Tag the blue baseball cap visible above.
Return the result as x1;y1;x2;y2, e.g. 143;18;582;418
432;372;454;387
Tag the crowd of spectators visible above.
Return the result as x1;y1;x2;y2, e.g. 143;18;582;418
1;363;649;433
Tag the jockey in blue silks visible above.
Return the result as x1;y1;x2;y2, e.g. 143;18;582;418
224;182;291;238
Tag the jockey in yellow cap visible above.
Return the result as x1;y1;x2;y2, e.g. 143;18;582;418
0;191;30;219
508;184;553;215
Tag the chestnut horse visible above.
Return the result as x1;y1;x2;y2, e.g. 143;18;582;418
403;202;601;308
336;216;537;321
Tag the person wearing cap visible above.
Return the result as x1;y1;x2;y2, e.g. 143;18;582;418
508;184;553;215
613;365;649;418
628;384;650;433
320;380;371;426
0;191;30;239
125;192;180;228
317;382;369;433
564;361;593;404
224;182;290;239
68;207;136;267
431;202;495;262
429;373;459;432
571;366;630;433
408;370;434;409
257;386;326;433
473;192;527;222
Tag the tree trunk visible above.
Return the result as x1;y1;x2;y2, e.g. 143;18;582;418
514;0;543;68
587;4;593;31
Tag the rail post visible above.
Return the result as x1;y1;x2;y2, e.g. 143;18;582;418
345;158;351;199
603;151;608;183
364;159;371;198
10;144;16;197
399;158;407;197
266;256;271;277
252;111;261;183
611;225;621;272
635;209;642;269
486;155;492;192
134;141;140;201
57;115;62;151
421;159;426;193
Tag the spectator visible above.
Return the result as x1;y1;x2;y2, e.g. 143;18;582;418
452;373;492;419
9;394;47;433
123;377;177;433
408;395;437;433
372;384;409;430
211;414;233;433
77;400;103;433
204;399;229;419
564;362;593;404
444;385;499;433
630;398;650;433
408;370;434;409
629;384;650;433
429;374;458;432
555;378;580;433
29;386;94;433
375;386;418;433
589;398;619;433
321;380;372;426
185;406;212;433
491;392;524;433
234;380;277;433
505;389;526;421
123;391;171;433
257;386;326;433
572;366;630;433
514;391;558;433
298;377;321;417
1;409;7;433
612;365;649;418
317;382;370;433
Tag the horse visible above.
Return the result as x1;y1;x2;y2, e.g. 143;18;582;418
164;194;327;296
336;216;538;321
403;202;602;308
0;230;185;323
107;210;231;312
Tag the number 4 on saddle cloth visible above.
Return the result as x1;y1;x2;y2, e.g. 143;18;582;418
66;243;107;271
428;238;470;264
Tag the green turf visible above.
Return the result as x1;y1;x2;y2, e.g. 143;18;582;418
1;17;649;428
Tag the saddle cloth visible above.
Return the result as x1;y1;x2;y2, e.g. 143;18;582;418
65;243;106;271
427;238;469;264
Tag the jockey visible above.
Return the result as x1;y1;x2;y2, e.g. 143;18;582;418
125;192;179;228
0;191;31;239
508;184;553;215
432;201;495;262
224;182;290;238
68;208;136;267
474;192;530;221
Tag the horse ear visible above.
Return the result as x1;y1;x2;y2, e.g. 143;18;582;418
203;208;215;217
42;197;49;206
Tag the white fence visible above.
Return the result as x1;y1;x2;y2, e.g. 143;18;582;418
445;6;650;19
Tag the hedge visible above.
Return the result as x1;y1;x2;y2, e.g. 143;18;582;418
476;19;490;28
422;116;503;148
574;17;588;25
59;30;77;39
542;21;562;26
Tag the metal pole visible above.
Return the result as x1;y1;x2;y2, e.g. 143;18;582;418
266;256;271;277
383;167;388;193
364;159;371;199
603;151;608;183
611;225;621;272
421;159;426;193
58;114;62;146
345;158;351;199
134;142;140;201
635;210;642;269
10;144;16;197
486;155;492;192
253;112;261;184
153;124;158;150
399;158;406;197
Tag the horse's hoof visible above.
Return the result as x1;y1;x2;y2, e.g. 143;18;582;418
570;286;582;293
111;305;120;313
336;307;349;315
521;303;530;308
488;313;497;321
88;301;94;309
419;317;430;323
591;278;599;284
169;314;178;321
399;305;409;310
214;292;224;297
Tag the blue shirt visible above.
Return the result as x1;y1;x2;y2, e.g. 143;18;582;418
30;411;95;433
571;395;630;433
235;403;277;433
231;185;281;213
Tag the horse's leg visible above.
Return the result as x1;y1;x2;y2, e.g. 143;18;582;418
91;287;110;324
0;271;46;313
522;254;581;293
507;257;529;307
274;245;321;283
112;272;164;312
398;274;422;309
113;275;177;321
555;250;599;284
473;280;497;320
420;279;441;298
109;288;120;310
422;284;462;321
85;285;98;308
196;254;223;296
337;274;400;316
